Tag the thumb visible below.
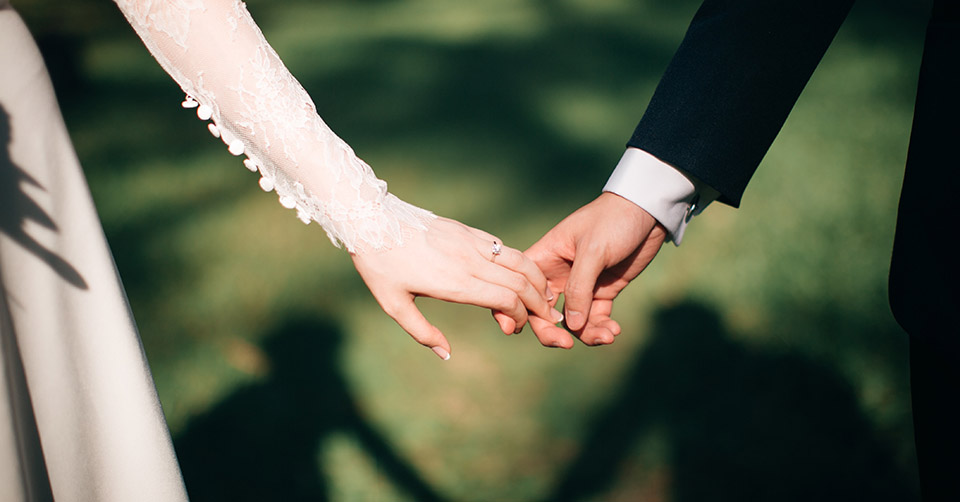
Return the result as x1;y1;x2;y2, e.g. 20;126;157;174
563;252;605;332
390;298;452;360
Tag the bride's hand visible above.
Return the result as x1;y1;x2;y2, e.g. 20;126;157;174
351;217;564;360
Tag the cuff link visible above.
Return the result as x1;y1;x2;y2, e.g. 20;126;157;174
684;193;701;223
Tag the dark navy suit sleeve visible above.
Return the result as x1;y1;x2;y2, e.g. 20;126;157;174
628;0;855;207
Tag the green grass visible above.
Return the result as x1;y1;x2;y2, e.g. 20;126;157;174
21;0;929;499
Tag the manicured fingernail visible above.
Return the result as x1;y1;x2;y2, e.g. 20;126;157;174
551;309;564;323
432;347;451;360
546;289;555;302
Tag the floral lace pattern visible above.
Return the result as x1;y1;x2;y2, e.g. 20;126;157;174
112;0;435;252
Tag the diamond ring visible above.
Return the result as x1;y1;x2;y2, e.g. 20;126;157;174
491;241;502;261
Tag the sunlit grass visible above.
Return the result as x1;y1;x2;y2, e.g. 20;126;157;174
20;0;929;499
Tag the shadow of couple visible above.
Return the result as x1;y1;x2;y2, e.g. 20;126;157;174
173;301;915;501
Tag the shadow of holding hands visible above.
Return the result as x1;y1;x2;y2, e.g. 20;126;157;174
546;301;916;502
173;315;448;502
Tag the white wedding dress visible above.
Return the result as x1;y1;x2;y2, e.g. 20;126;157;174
0;1;433;499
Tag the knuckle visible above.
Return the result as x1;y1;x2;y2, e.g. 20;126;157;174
506;274;529;293
380;299;406;319
495;293;521;313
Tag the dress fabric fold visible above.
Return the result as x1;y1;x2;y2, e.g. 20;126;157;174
0;3;188;500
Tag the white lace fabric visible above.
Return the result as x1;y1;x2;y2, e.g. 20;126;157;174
112;0;435;252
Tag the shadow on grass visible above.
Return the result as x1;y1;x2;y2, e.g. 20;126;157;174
16;1;931;498
173;315;448;502
545;300;917;502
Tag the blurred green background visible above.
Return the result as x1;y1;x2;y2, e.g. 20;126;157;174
18;0;930;500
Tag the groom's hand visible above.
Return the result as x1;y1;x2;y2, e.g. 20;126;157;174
523;192;666;348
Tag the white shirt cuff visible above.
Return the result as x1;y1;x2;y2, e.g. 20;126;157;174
602;147;720;245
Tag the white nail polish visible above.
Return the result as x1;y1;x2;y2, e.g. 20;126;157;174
552;309;564;323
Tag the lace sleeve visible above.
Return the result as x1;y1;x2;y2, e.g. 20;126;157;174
112;0;435;253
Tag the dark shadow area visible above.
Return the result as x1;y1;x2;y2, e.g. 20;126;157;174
302;13;686;200
0;104;86;289
173;315;448;502
286;0;932;224
545;301;918;502
21;0;933;200
842;0;934;45
15;1;124;99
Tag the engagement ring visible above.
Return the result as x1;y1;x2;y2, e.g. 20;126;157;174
491;241;502;261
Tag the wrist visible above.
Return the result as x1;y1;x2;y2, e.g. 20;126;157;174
603;147;717;245
335;194;435;254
